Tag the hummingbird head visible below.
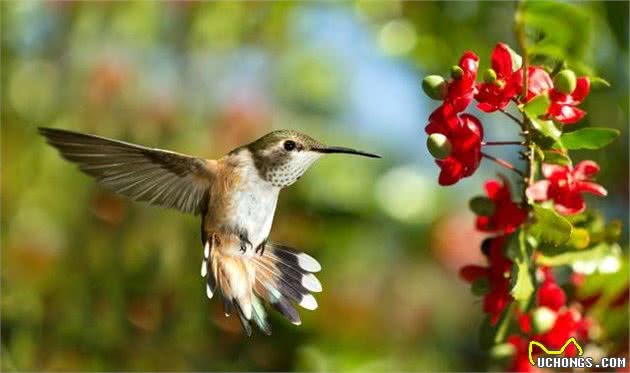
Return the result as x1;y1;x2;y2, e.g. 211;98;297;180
246;130;380;188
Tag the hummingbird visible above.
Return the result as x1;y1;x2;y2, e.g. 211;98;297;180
39;127;380;335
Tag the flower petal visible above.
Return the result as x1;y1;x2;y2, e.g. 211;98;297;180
526;180;550;201
437;157;464;186
541;163;567;179
491;43;513;78
459;265;488;282
526;66;553;99
549;104;586;124
459;51;479;76
576;181;607;196
476;101;498;113
554;193;586;215
573;160;600;180
484;179;502;199
570;77;590;104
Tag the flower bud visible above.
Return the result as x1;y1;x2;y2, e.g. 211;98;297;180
469;196;496;216
490;343;516;359
422;75;447;100
531;306;557;334
426;133;452;159
553;69;577;94
471;277;489;296
483;68;497;84
450;65;464;80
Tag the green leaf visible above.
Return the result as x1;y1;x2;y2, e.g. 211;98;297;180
560;128;620;150
530;205;573;246
522;93;550;118
479;303;515;350
537;242;611;266
531;118;561;141
590;76;611;88
511;259;534;310
469;196;495;217
542;150;571;166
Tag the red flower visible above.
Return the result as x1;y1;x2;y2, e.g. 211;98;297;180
475;43;522;112
459;236;512;325
520;66;554;102
426;105;483;185
537;279;567;311
476;176;527;234
527;160;607;215
508;335;540;372
548;77;590;124
533;308;589;357
446;51;479;112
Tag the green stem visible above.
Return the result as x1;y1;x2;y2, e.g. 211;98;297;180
483;141;525;146
515;1;536;209
481;152;525;177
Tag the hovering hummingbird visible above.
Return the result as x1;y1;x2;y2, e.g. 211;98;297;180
39;127;380;335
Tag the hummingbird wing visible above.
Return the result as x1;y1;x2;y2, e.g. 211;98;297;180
39;127;216;215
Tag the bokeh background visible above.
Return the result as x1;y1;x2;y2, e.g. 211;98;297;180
1;1;627;371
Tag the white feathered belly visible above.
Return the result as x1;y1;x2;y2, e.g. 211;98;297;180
226;176;279;255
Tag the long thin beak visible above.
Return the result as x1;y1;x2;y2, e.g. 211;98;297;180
313;146;381;158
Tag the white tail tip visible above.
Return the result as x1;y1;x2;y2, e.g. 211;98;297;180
299;294;318;310
298;253;322;273
203;241;210;258
206;284;214;299
302;273;322;292
201;259;208;277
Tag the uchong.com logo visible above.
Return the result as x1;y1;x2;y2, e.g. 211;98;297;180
529;337;627;369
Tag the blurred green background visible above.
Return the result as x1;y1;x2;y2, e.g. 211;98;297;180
1;1;627;371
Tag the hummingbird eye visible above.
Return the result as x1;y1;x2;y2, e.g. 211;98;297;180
283;140;296;151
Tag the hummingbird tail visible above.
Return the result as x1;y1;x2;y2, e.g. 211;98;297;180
251;243;322;326
202;235;271;336
201;235;321;335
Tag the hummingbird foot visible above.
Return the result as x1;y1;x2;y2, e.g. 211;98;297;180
239;233;252;254
255;239;267;256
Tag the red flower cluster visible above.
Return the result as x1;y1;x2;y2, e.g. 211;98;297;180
459;236;513;325
426;105;483;185
476;177;527;234
475;43;522;113
527;161;607;215
507;268;592;372
423;52;482;185
548;77;590;124
422;42;592;186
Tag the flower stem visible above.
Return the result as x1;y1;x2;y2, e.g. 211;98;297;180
515;0;535;208
483;141;525;146
499;109;523;126
481;152;525;177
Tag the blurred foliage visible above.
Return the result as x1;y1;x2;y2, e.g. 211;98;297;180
1;1;627;371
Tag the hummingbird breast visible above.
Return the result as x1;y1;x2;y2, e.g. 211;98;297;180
206;150;280;252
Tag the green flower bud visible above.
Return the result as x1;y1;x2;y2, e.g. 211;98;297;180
422;75;447;100
471;278;490;296
532;307;557;334
450;65;464;80
483;68;497;84
469;196;496;217
426;133;452;159
553;69;577;94
490;343;516;360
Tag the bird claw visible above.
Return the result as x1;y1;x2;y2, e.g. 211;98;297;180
239;233;252;254
255;239;267;256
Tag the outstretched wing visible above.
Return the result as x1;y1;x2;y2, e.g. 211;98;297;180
39;127;216;215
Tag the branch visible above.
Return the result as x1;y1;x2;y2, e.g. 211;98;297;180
483;141;525;146
499;109;523;126
481;152;525;177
